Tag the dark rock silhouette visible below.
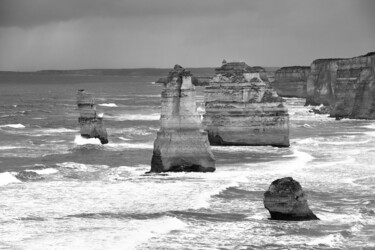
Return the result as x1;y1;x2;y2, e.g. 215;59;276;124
263;177;319;221
16;171;44;181
76;89;108;144
150;65;215;173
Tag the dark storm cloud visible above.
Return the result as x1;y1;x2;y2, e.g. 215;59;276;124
0;0;374;70
0;0;257;28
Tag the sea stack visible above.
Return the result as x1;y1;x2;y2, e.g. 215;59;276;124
272;66;310;98
263;177;319;221
76;89;108;144
150;65;215;173
203;61;290;147
305;52;375;119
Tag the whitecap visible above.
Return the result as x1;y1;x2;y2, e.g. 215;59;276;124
56;162;109;172
74;135;102;145
106;142;153;150
108;114;160;121
25;168;58;175
42;128;77;134
98;103;118;107
0;172;21;186
0;124;25;129
362;124;375;129
118;137;130;141
0;146;23;150
119;216;185;249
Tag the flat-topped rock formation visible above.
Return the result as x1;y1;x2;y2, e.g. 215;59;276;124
306;52;375;119
150;65;215;173
203;61;290;147
264;177;319;221
272;66;310;98
76;89;108;144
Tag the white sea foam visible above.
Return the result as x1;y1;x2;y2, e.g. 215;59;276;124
25;168;58;175
0;124;25;129
118;137;130;141
106;142;153;150
56;162;109;172
118;216;185;250
362;124;375;129
108;114;160;121
0;146;23;150
306;233;346;248
42;128;77;134
98;103;118;107
73;135;102;145
0;172;21;186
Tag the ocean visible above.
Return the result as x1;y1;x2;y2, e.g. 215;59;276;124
0;74;374;249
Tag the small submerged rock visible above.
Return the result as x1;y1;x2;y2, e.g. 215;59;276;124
16;170;44;181
263;177;319;221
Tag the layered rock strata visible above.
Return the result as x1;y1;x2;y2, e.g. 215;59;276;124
305;52;375;119
272;66;310;98
76;89;108;144
150;65;215;173
203;61;290;147
264;177;319;221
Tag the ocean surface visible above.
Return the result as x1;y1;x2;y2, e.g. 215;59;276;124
0;74;374;250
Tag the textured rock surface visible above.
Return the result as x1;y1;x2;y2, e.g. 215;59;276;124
264;177;319;221
305;52;375;119
203;61;290;147
272;66;310;98
76;89;108;144
150;65;215;173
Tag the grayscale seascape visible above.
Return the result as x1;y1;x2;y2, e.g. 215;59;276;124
0;1;374;249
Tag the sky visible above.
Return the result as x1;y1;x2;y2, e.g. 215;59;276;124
0;0;374;71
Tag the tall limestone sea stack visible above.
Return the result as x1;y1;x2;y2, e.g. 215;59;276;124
203;61;290;147
76;89;108;144
150;65;215;173
306;52;375;119
272;66;310;98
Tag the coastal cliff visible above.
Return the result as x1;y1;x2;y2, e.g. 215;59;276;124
272;66;310;98
76;89;108;144
150;65;215;173
306;52;375;119
203;61;290;147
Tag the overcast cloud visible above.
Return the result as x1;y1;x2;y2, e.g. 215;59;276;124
0;0;374;70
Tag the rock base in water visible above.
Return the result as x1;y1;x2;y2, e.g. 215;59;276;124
203;61;290;147
150;65;215;173
263;177;319;221
272;66;310;98
76;89;108;144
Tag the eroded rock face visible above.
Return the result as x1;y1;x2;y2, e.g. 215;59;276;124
263;177;319;221
76;90;108;144
272;66;310;98
203;61;290;147
150;65;215;173
305;52;375;119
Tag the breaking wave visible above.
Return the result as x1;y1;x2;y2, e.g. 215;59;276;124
98;103;118;107
0;124;25;129
0;172;21;186
73;135;102;145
